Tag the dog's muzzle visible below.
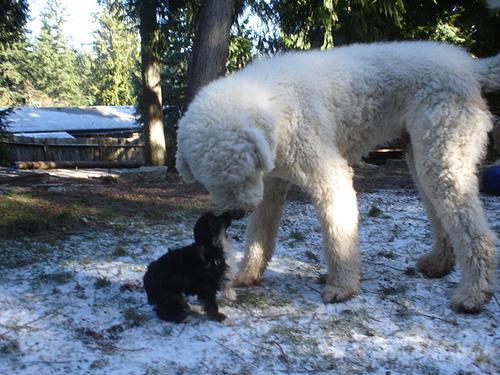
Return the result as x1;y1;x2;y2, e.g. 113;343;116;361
226;209;252;220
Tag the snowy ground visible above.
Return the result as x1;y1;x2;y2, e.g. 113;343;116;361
0;189;499;374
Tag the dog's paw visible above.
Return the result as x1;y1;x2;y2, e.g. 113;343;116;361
207;312;227;322
233;275;261;288
155;306;192;323
168;313;191;324
321;284;358;304
450;286;493;314
224;286;237;301
416;250;454;278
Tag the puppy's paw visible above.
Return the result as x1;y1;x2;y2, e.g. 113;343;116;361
176;313;193;323
208;312;227;322
155;306;191;323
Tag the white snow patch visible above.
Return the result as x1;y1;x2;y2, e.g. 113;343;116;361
13;132;75;139
0;190;498;374
5;106;139;134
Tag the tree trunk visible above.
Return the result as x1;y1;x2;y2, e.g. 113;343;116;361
140;0;166;166
185;0;238;103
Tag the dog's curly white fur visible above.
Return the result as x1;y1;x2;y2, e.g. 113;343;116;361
176;41;499;313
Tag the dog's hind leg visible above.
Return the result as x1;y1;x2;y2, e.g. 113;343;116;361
234;177;289;287
406;145;455;277
308;160;360;303
155;292;191;323
408;98;496;313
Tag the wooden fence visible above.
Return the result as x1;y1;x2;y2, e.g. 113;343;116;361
2;135;145;168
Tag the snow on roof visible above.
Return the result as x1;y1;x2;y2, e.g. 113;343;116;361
13;132;75;139
4;106;140;133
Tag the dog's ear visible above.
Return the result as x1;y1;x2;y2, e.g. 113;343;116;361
175;149;196;183
196;244;207;262
244;126;275;173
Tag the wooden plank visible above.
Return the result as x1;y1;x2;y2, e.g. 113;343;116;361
2;141;144;148
1;134;146;164
2;134;142;145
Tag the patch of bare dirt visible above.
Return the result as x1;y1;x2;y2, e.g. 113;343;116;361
0;160;414;237
0;160;414;212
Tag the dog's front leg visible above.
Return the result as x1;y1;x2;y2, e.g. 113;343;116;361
234;177;289;287
309;163;360;303
199;290;226;321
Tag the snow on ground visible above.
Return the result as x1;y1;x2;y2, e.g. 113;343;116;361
0;189;499;374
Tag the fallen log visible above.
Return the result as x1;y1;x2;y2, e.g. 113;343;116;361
15;161;144;170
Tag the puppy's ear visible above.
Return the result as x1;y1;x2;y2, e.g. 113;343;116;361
218;212;232;227
244;127;274;172
175;149;196;183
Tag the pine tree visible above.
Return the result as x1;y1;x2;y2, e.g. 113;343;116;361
31;0;89;106
0;39;31;106
92;0;140;105
0;0;30;106
0;0;29;47
0;0;29;162
76;50;96;106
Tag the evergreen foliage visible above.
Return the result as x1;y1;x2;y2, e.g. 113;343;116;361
227;15;254;73
92;0;141;105
0;0;28;163
0;0;29;106
0;39;31;106
0;0;498;112
245;0;499;56
75;50;95;106
157;2;199;128
0;0;29;47
29;0;90;106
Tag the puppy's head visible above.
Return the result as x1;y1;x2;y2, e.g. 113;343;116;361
193;212;232;248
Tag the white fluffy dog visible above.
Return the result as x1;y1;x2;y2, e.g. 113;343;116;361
176;41;499;313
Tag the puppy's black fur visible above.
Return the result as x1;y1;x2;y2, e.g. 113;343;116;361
143;212;232;322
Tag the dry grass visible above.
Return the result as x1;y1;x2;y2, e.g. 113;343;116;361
0;175;210;239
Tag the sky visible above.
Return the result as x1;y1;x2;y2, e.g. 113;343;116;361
27;0;100;51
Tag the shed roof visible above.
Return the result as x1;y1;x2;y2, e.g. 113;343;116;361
4;106;140;134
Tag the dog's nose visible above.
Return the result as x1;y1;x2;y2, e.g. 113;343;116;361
226;209;247;220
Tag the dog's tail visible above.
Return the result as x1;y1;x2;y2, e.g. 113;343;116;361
475;54;500;93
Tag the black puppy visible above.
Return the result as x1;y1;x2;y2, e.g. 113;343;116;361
143;212;233;322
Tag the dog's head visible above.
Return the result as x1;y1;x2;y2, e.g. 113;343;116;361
176;79;278;218
193;212;232;248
